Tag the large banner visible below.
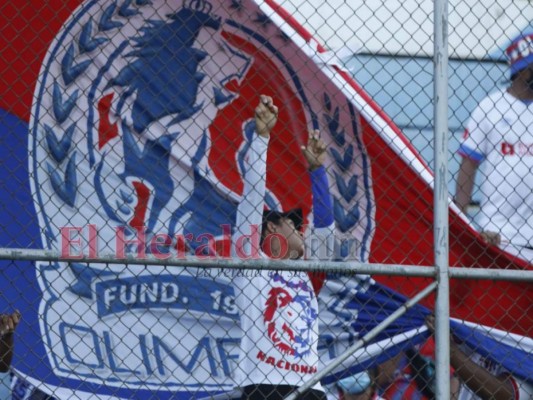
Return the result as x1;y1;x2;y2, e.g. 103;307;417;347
0;0;531;399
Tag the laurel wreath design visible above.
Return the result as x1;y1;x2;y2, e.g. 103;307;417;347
44;0;150;208
323;93;360;236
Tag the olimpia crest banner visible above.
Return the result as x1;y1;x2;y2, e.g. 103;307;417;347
0;0;531;399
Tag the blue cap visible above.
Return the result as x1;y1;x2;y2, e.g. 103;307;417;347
337;371;372;395
506;34;533;76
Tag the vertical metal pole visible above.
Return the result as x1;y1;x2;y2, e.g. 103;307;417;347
433;0;451;399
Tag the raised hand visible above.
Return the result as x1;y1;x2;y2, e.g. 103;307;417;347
255;95;278;138
480;230;501;246
0;311;21;337
301;129;327;171
0;310;20;372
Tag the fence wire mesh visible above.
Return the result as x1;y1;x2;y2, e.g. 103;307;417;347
0;1;532;399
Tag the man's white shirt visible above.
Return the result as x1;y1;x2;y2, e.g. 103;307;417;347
460;88;533;248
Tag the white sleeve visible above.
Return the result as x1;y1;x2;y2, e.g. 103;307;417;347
462;102;490;156
0;371;11;400
232;134;269;258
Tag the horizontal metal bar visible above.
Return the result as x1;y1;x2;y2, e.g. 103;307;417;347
0;248;531;281
354;52;507;64
448;267;533;281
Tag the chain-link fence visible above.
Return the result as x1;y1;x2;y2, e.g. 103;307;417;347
0;1;532;399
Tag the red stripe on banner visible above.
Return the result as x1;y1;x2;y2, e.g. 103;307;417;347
97;93;119;149
0;1;84;122
129;181;150;232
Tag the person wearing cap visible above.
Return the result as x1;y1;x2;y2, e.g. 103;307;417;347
0;310;21;400
455;33;533;259
335;370;385;400
232;95;334;400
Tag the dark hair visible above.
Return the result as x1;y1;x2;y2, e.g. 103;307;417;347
260;208;303;246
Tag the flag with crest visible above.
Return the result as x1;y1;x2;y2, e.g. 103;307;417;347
0;0;531;398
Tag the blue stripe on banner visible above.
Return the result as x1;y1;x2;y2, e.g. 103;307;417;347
345;281;429;340
319;278;431;384
450;320;533;385
0;108;52;389
320;279;533;387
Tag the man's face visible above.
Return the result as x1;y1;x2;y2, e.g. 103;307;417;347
278;218;305;259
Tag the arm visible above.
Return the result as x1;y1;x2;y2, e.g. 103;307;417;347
455;154;500;246
302;130;334;259
309;166;334;229
449;341;516;400
232;95;277;257
425;315;515;400
0;311;21;372
455;103;487;215
302;131;334;294
302;129;333;229
0;333;13;373
455;156;479;213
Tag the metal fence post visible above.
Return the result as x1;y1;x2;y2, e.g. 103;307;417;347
434;0;451;398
